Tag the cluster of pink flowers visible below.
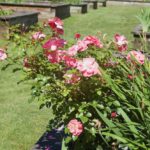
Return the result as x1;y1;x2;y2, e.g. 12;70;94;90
43;20;102;80
77;58;100;77
67;119;83;136
83;36;103;48
48;17;64;35
114;34;128;51
45;48;100;78
126;50;145;65
0;49;7;61
113;34;145;65
66;35;103;56
43;37;66;51
46;50;66;64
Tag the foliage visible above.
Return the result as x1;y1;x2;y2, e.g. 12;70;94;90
1;17;150;150
136;8;150;32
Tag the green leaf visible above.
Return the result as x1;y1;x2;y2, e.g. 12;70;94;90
93;106;122;137
72;135;78;141
80;116;88;123
102;132;127;143
62;138;68;150
118;108;139;137
65;137;72;144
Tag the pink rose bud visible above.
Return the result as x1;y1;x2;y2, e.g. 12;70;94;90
74;33;81;39
111;112;118;118
127;74;134;80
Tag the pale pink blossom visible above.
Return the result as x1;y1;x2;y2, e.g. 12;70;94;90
32;32;46;40
77;58;100;77
67;41;88;55
48;17;64;35
0;49;7;61
63;56;77;68
126;50;145;65
66;45;79;56
83;36;103;48
67;119;83;136
76;40;88;52
43;38;66;50
63;73;80;84
114;34;128;51
46;50;65;64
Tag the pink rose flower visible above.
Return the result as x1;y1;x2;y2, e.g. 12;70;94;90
77;58;100;77
126;50;145;65
114;34;128;51
67;119;83;136
43;38;66;51
66;45;79;56
32;32;46;40
0;49;7;61
63;56;77;68
46;50;65;64
66;41;88;56
83;36;103;48
76;40;88;52
63;73;80;84
48;17;64;35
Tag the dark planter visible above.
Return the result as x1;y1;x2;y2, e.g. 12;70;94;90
71;3;88;14
132;24;150;50
0;2;70;19
0;11;39;39
99;0;107;7
50;4;70;19
83;0;98;9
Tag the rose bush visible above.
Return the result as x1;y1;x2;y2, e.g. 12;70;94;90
1;17;150;150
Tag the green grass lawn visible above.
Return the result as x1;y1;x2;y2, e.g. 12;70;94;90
0;5;146;150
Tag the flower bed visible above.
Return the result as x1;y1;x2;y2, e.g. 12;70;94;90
1;17;150;149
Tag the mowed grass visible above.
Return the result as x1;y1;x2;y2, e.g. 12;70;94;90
0;5;146;150
64;5;145;40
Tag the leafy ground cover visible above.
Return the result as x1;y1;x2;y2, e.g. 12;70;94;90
0;5;147;150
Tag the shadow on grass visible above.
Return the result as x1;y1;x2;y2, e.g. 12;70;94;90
32;126;64;150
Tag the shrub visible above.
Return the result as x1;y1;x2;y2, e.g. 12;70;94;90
1;17;150;150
